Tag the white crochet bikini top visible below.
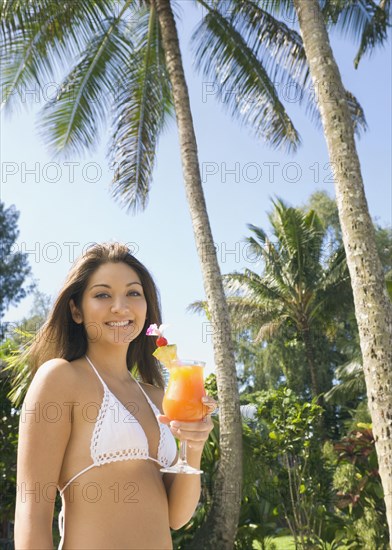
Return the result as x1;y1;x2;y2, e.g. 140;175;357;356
58;355;177;498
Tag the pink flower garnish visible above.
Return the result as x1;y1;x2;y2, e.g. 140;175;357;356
146;323;169;337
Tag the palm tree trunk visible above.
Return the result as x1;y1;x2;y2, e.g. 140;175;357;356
293;0;392;541
300;325;319;399
154;1;243;547
300;323;329;438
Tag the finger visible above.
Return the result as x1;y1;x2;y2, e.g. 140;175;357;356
202;396;217;405
170;428;211;442
157;414;171;424
169;421;213;439
170;420;212;430
202;396;218;413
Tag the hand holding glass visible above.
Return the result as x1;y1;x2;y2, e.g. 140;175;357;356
160;360;206;474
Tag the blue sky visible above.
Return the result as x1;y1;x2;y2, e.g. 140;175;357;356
1;8;391;374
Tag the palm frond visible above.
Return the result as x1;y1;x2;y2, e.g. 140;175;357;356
191;7;300;151
323;0;391;68
245;234;282;280
228;294;271;316
268;200;324;289
220;198;355;342
254;319;285;342
246;224;269;248
109;7;174;212
303;86;367;139
0;1;117;111
1;0;117;51
187;300;210;317
188;290;282;341
1;331;33;407
324;361;365;403
344;90;368;134
38;14;133;157
215;0;310;85
258;0;298;24
201;1;367;137
310;246;353;320
1;10;59;110
0;0;36;48
223;272;294;321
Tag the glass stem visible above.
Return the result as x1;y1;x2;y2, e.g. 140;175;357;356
179;440;188;464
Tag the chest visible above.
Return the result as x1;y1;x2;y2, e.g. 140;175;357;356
72;378;163;460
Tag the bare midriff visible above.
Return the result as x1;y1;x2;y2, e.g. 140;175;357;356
60;461;172;549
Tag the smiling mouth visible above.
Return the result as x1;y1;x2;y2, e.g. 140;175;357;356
106;320;133;328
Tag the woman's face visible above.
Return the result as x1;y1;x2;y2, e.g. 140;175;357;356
70;262;148;346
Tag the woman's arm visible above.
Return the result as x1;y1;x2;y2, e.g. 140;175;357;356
160;397;216;530
14;359;77;549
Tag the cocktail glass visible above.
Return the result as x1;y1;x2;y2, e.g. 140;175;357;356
160;359;206;475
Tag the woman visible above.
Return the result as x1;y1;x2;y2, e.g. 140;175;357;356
14;242;216;549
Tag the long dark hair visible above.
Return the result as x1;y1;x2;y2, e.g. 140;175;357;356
27;242;164;388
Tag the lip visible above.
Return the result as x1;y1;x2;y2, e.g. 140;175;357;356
105;320;133;327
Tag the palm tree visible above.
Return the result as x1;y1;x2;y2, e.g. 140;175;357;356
152;3;245;545
197;199;352;403
291;0;392;540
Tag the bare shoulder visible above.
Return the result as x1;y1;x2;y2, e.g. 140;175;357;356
28;357;80;402
139;381;165;410
34;357;79;382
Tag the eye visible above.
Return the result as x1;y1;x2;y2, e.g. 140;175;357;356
128;290;142;297
95;293;109;299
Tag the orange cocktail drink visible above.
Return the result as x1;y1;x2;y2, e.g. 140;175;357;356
163;361;206;422
146;324;207;473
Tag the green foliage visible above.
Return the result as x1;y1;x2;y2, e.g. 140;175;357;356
301;191;342;253
1;289;50;408
0;339;20;523
235;327;288;392
224;197;354;422
239;387;331;546
231;194;392;437
0;201;33;320
321;427;389;549
252;387;323;453
0;298;49;528
270;536;296;549
235;529;277;550
303;190;392;293
374;224;392;269
324;361;365;406
343;402;372;434
235;420;278;547
308;533;358;549
204;373;218;400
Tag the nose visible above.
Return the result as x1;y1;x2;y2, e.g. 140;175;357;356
110;298;130;315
